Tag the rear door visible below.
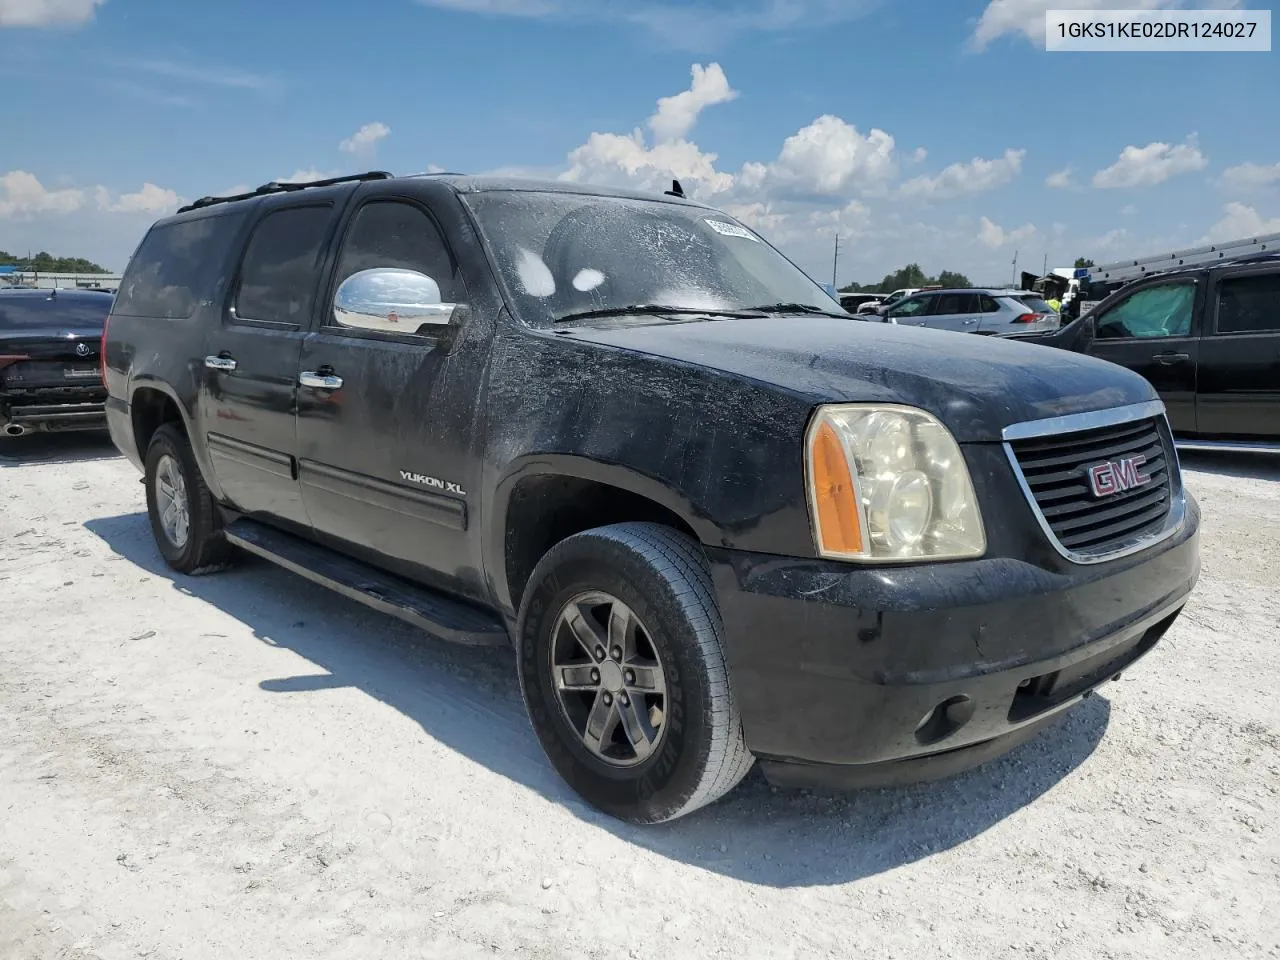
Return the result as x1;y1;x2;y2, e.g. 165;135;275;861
1195;266;1280;440
198;201;341;528
1085;276;1202;434
924;292;981;333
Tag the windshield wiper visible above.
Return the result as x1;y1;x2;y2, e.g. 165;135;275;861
739;302;852;318
553;304;760;324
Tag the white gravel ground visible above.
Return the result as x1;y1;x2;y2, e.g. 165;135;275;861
1;433;1277;960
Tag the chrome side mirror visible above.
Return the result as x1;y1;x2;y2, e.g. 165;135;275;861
333;268;456;334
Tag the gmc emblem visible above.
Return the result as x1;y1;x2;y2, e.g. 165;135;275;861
1086;455;1151;498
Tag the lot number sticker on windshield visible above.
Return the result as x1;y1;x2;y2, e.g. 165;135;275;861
705;219;761;242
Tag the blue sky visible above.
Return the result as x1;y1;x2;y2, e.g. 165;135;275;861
1;0;1278;284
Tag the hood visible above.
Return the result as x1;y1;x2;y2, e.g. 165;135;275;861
563;315;1155;442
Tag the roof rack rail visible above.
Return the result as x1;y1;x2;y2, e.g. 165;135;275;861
177;170;395;214
1088;231;1280;285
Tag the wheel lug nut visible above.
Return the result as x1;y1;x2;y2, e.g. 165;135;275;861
595;646;605;661
624;670;635;684
620;693;629;707
603;693;613;706
590;668;600;683
611;646;622;661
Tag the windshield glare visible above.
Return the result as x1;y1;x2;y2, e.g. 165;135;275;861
462;191;838;325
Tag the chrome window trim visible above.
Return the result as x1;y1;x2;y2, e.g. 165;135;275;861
1001;399;1186;566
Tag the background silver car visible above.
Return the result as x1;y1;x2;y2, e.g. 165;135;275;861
882;288;1060;335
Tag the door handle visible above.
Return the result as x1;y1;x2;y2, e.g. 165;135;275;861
204;355;237;372
963;318;979;325
1154;352;1190;365
299;370;343;390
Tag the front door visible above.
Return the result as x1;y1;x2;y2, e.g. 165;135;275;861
885;293;935;327
295;193;488;601
1196;267;1280;440
199;202;338;527
1086;277;1202;435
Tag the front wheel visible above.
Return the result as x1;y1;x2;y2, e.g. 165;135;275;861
143;423;234;575
516;522;754;824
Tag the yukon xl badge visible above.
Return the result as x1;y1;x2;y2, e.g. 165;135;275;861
1086;455;1151;498
400;470;466;496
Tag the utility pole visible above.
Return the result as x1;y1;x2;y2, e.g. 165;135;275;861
1042;253;1048;277
832;233;840;291
1012;249;1018;287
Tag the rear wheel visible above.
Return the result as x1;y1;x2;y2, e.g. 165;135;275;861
517;522;754;823
144;423;234;575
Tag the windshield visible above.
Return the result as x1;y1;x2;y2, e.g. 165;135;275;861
462;191;839;326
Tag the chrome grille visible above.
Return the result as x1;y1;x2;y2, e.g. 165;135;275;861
1005;406;1179;562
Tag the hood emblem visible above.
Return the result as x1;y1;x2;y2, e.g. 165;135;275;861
75;342;92;358
1086;454;1151;498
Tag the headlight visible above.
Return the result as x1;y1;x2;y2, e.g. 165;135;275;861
804;404;985;562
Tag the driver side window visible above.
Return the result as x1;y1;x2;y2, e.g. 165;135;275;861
1095;282;1194;340
328;200;463;335
890;295;931;318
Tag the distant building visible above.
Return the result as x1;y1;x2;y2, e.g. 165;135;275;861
0;270;121;292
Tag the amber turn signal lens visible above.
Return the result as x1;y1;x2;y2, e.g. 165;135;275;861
810;420;864;555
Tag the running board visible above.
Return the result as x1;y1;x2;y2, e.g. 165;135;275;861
222;518;510;647
1175;438;1280;454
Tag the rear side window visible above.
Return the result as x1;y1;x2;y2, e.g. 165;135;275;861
235;205;334;325
1216;273;1280;334
979;295;1001;313
114;212;246;319
1016;296;1055;314
935;293;978;314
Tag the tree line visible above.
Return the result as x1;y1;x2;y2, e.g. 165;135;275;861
840;263;972;294
0;250;109;274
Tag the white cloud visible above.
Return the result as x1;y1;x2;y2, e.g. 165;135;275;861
743;115;897;197
971;0;1244;49
1045;167;1074;189
1221;162;1280;191
2;171;180;222
562;130;736;195
649;63;737;143
94;183;180;215
560;63;742;196
277;168;332;184
339;122;391;158
900;149;1025;201
0;171;85;218
0;0;103;27
1091;136;1207;189
910;147;928;163
1121;204;1137;216
1203;202;1280;242
977;215;1036;249
120;58;271;90
1087;227;1131;252
415;0;879;48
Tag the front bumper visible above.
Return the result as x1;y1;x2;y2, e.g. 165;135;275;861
708;492;1199;787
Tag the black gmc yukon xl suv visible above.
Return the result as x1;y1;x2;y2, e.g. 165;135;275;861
104;172;1201;824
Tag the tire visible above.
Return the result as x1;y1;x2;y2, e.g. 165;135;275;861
143;422;234;575
516;522;754;824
